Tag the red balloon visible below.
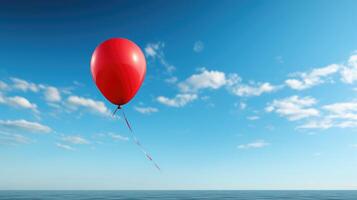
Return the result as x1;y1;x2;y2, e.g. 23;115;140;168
90;38;146;106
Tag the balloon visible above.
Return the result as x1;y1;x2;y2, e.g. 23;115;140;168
90;38;146;106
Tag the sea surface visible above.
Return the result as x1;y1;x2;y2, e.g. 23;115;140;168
0;190;356;200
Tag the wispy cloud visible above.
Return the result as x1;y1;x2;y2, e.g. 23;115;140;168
134;106;158;114
44;86;61;102
10;77;39;92
0;131;32;145
145;42;175;73
0;119;51;134
247;116;260;121
108;133;129;141
178;69;228;93
155;53;357;111
0;94;38;113
56;143;75;151
285;64;340;90
2;77;63;108
0;81;9;91
238;140;270;149
178;68;278;97
178;69;229;93
296;100;357;130
283;53;357;88
66;95;110;116
297;119;333;129
159;68;278;108
323;101;357;120
341;54;357;84
229;82;279;97
165;76;178;84
93;132;129;142
299;100;357;129
266;96;319;121
1;77;113;118
145;42;161;57
157;93;197;107
193;41;204;53
235;102;247;110
61;135;90;145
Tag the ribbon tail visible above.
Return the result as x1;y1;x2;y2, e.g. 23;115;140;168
113;106;161;172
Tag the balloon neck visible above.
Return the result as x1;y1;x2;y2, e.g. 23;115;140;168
117;105;122;109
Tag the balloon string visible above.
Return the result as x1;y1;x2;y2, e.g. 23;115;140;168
112;106;120;116
113;106;161;172
120;107;133;132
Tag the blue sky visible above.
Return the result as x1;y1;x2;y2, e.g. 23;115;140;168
1;0;357;190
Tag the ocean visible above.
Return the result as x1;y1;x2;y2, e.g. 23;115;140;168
0;190;356;200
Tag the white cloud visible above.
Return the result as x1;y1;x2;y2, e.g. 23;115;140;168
240;102;247;110
44;86;61;102
3;77;63;105
56;143;75;151
61;135;89;145
0;131;32;145
67;95;110;116
247;116;260;120
193;41;204;53
171;68;277;100
323;101;357;119
238;140;270;149
94;132;129;142
134;106;158;114
145;42;175;73
311;101;357;129
1;95;38;113
0;81;9;90
335;120;357;128
296;100;357;130
230;82;278;97
285;79;304;90
145;42;162;58
159;69;277;109
165;77;178;84
7;96;37;110
10;77;39;92
297;119;333;129
157;93;197;107
108;133;129;141
266;96;319;121
341;69;357;84
285;64;340;90
341;54;357;84
178;69;228;93
0;119;51;133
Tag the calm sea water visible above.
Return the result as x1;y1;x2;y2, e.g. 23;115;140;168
0;190;356;200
